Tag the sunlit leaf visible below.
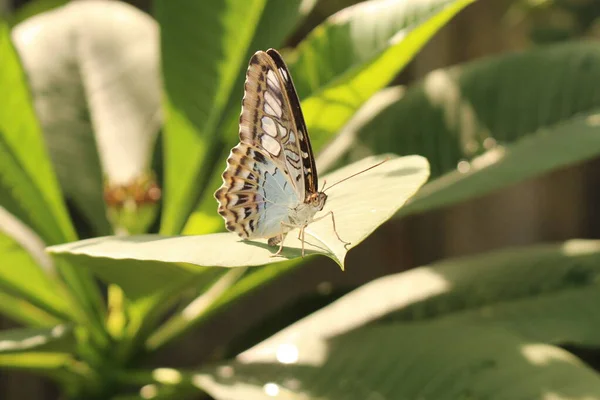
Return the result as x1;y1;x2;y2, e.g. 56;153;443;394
322;41;600;215
192;240;600;399
196;325;600;400
12;1;162;235
185;0;475;236
49;154;429;270
157;0;268;235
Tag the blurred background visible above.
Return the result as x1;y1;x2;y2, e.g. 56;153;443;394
1;0;600;398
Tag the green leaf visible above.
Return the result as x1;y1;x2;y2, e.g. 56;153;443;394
401;109;600;216
12;1;163;236
291;0;477;151
326;41;600;215
146;268;247;351
49;154;429;270
157;0;268;235
0;351;98;395
193;240;600;399
181;0;318;236
0;22;75;244
196;325;600;400
0;291;63;327
0;324;74;355
0;209;73;322
240;240;600;355
184;0;475;235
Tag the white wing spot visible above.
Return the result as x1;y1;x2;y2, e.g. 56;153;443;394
264;102;277;117
288;131;296;143
265;90;281;107
302;151;309;158
277;123;287;138
267;70;279;88
261;116;277;137
264;91;282;117
261;134;281;156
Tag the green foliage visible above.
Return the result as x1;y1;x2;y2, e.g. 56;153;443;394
3;0;600;399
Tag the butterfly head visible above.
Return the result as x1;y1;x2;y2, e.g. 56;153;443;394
306;192;327;211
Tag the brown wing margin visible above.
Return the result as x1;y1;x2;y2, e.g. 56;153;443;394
265;48;319;198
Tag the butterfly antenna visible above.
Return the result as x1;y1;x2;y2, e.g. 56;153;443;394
320;179;328;192
322;158;389;193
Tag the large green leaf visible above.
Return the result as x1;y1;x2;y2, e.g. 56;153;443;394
188;240;600;399
0;23;104;340
160;0;316;236
0;208;72;322
324;41;600;214
182;0;318;236
184;0;475;235
49;154;429;270
290;0;476;151
401;109;600;216
157;0;267;235
240;240;600;356
0;22;75;244
12;1;162;236
195;324;600;400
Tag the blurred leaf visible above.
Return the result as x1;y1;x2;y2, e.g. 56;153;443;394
157;0;268;235
241;240;600;361
185;0;475;235
0;324;74;355
49;154;429;269
9;0;67;25
0;351;97;395
190;240;600;399
0;22;75;244
12;1;162;236
146;268;247;351
401;109;600;216
197;325;600;400
0;291;63;327
0;208;72;322
323;41;600;215
290;0;476;151
0;351;74;371
0;23;104;339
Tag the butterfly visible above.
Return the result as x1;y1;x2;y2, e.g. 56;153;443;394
215;48;350;257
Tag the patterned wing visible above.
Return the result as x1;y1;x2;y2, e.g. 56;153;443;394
238;48;318;199
215;48;319;240
215;143;297;239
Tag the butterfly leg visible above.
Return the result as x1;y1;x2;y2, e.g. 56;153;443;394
313;211;351;248
300;226;306;257
269;221;295;257
269;232;286;257
294;226;308;257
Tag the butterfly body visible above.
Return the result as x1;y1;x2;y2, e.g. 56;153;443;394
215;48;346;256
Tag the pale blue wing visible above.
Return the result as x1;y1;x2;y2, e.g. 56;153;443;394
215;144;299;240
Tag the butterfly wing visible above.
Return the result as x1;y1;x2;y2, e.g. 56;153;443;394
238;49;318;200
215;143;297;239
216;49;318;239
